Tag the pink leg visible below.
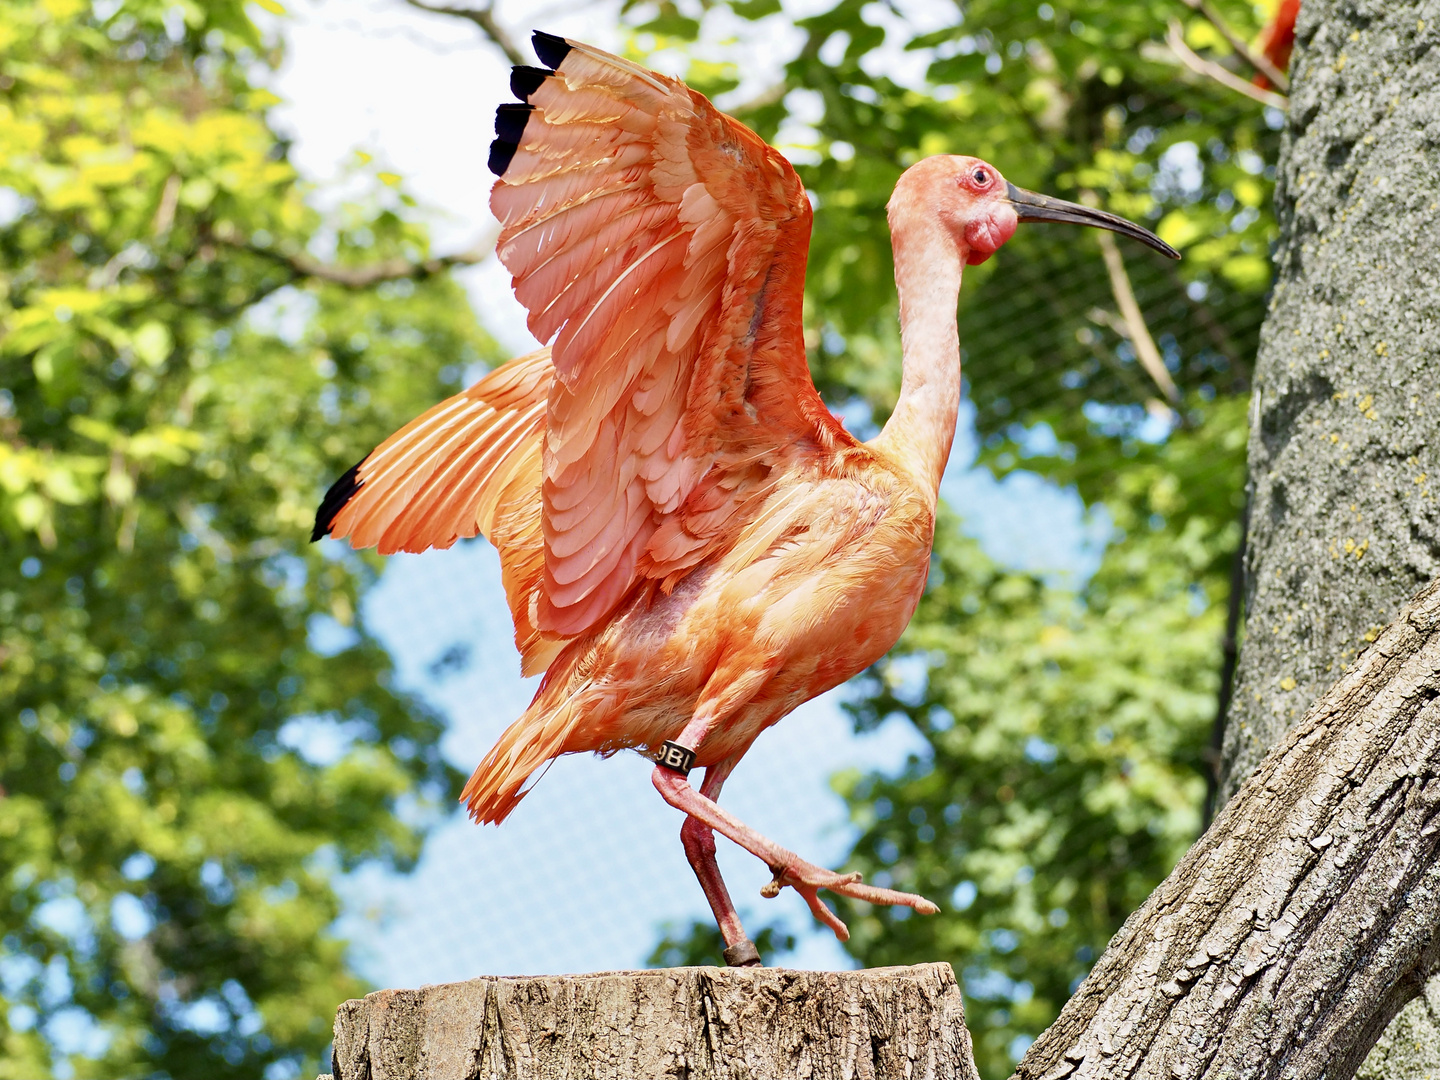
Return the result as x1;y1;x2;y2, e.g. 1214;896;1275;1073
680;757;762;967
652;713;939;943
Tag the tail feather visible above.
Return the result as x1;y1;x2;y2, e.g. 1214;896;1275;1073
461;680;588;824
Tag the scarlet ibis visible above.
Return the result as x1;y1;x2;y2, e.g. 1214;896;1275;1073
313;32;1177;965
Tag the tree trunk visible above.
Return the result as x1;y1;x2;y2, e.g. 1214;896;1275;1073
1216;0;1440;1071
1220;0;1440;823
1012;577;1440;1080
323;963;977;1080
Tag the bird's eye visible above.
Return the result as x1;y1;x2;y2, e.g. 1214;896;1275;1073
973;168;990;186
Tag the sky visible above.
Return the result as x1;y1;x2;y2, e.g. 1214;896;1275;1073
262;0;1111;984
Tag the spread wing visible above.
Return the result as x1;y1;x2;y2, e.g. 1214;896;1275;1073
312;349;560;675
317;349;550;557
491;32;852;638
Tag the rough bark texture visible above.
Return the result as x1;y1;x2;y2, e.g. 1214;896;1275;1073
1355;978;1440;1080
322;963;976;1080
1222;0;1440;808
1013;579;1440;1080
1217;0;1440;1072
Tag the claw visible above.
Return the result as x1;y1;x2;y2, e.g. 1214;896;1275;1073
774;863;939;937
839;879;941;914
757;863;935;942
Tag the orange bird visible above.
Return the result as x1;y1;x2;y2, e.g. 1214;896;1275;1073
1255;0;1300;89
313;32;1177;966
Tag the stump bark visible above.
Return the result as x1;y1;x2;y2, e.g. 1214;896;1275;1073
320;962;977;1080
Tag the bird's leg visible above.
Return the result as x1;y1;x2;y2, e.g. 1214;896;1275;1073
652;712;938;943
679;757;762;967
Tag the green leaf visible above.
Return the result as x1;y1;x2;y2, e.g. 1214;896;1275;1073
0;6;488;1077
634;10;700;39
132;320;173;367
1157;210;1206;251
732;0;781;18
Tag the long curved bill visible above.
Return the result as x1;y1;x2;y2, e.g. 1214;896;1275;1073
1006;182;1180;259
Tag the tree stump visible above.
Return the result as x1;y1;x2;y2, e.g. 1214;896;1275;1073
320;962;976;1080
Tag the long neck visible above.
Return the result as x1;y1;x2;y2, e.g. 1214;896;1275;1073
871;210;965;497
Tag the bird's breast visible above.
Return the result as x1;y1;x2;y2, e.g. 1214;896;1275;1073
562;466;936;763
700;470;934;702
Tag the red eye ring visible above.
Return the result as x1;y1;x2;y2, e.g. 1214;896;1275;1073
972;168;990;186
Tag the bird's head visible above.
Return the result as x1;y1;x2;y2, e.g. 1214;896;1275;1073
890;155;1179;266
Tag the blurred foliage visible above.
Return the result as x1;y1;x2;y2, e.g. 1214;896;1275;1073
0;0;493;1076
638;0;1275;1073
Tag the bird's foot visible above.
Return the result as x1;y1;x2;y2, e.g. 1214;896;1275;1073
650;762;937;943
648;760;938;944
760;860;939;942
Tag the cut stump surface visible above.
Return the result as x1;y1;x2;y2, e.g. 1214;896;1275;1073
321;962;976;1080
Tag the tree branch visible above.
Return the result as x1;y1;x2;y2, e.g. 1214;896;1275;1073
1085;206;1181;405
1203;493;1249;830
399;0;526;66
242;233;495;290
1018;578;1440;1080
1166;20;1289;111
1176;0;1290;91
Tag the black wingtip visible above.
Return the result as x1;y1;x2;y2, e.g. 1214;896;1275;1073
489;103;535;177
495;102;534;143
532;30;571;69
511;65;551;101
488;139;520;177
311;457;366;543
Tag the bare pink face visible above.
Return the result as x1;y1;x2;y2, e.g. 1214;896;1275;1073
952;158;1018;265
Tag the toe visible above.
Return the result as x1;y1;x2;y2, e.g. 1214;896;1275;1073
796;884;850;941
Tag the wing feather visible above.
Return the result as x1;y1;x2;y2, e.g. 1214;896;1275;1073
314;350;559;672
380;400;546;552
317;35;866;667
489;34;854;637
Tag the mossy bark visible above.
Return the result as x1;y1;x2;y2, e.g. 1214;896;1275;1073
1221;0;1440;1072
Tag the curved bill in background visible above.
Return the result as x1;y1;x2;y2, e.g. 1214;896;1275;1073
1006;182;1180;259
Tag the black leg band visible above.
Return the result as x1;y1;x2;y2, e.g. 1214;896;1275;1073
656;740;697;775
